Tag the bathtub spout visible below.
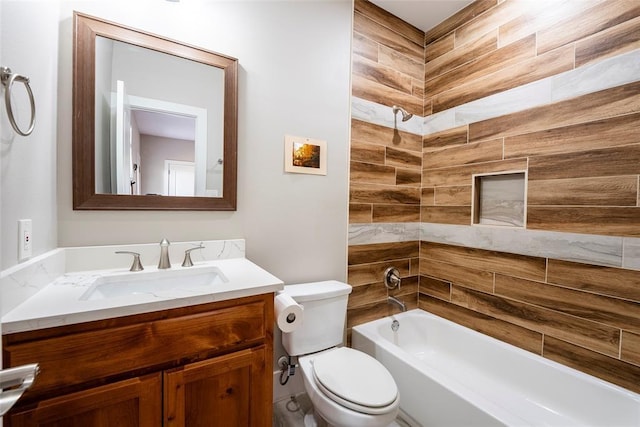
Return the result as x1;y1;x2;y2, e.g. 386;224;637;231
388;296;406;312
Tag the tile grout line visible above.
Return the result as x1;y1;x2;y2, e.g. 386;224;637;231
619;329;623;359
544;257;549;284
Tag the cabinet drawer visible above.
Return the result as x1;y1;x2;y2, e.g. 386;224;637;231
3;299;267;400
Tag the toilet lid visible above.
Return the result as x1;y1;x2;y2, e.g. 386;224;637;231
312;347;398;413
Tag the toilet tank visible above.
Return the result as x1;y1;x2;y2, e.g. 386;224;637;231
281;281;352;356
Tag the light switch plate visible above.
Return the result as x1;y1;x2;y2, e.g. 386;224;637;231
18;219;32;261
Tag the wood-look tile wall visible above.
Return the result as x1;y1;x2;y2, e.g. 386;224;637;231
347;241;420;332
348;0;424;331
352;0;424;116
419;241;640;393
423;0;640;236
349;0;640;392
420;0;640;393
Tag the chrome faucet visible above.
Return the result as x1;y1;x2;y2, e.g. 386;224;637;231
388;296;407;312
158;238;171;269
384;267;401;290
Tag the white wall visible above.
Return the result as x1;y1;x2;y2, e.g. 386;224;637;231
1;0;59;269
55;0;352;284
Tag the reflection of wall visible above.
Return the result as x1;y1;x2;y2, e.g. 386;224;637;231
94;36;113;194
140;135;194;196
130;114;141;195
109;39;224;191
348;0;640;394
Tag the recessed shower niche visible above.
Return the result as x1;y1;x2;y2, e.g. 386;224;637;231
472;172;526;227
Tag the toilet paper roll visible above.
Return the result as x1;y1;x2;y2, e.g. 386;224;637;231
275;293;303;333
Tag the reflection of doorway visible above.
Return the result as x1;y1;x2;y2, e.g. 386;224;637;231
112;80;208;196
165;160;195;196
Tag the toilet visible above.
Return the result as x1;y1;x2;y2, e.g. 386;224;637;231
281;281;399;427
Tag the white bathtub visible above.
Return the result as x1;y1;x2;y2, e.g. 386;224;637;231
352;309;640;427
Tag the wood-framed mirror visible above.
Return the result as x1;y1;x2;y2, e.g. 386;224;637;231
73;12;237;210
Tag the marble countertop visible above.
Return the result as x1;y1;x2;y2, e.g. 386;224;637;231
2;257;283;334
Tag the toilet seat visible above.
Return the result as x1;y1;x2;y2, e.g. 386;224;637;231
311;347;398;415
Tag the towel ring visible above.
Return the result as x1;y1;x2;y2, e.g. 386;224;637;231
1;67;36;136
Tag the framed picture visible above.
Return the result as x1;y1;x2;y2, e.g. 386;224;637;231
284;135;327;175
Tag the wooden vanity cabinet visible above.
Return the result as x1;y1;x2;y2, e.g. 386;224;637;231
2;293;274;427
164;346;268;426
7;373;162;427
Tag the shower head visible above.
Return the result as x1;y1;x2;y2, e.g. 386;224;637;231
392;105;413;122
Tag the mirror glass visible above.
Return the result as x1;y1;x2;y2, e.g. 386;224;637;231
73;12;237;210
95;37;225;198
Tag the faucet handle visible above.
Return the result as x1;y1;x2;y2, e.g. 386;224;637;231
182;243;205;267
384;267;401;290
115;251;144;272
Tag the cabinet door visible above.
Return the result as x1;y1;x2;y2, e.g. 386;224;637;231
6;373;161;427
164;346;270;427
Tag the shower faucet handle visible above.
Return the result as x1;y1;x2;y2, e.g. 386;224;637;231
384;267;401;289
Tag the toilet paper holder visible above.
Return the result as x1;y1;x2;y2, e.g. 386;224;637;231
274;293;303;333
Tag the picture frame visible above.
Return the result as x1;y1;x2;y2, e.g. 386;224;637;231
284;135;327;175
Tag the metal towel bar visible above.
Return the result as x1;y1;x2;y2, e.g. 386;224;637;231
1;66;36;136
0;363;39;416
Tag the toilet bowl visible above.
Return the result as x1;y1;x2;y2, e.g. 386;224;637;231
279;281;400;427
298;347;399;427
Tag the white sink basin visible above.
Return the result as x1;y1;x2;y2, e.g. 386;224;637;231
79;266;227;301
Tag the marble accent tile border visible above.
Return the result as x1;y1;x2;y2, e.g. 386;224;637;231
451;78;553;131
551;49;640;102
348;222;420;245
349;222;640;271
623;238;640;270
351;97;424;136
350;49;640;137
425;49;640;136
419;223;631;269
